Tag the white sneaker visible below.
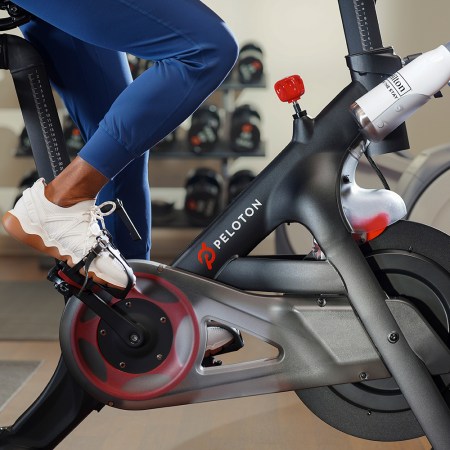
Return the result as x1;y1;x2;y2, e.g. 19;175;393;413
2;178;134;289
206;326;236;354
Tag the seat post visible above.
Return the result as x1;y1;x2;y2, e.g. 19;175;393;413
337;0;410;156
338;0;383;55
0;34;71;182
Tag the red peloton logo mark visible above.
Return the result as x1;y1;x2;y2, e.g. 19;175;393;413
198;242;216;270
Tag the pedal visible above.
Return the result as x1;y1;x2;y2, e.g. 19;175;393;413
201;322;244;367
48;253;133;300
202;355;223;367
48;260;100;297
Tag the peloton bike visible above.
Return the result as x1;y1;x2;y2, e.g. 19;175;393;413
1;0;450;449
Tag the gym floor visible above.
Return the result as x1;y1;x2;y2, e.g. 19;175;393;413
0;256;431;450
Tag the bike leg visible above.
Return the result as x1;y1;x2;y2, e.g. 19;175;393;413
0;357;103;450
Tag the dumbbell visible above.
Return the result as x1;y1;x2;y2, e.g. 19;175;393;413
127;54;152;79
188;105;221;154
230;105;261;153
151;199;176;225
16;127;32;157
228;169;256;204
237;43;264;84
153;130;177;151
184;168;223;226
63;116;84;156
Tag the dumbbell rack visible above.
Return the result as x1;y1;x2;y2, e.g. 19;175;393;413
150;75;267;229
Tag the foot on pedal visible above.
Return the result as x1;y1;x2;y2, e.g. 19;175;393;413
202;322;244;367
2;178;135;291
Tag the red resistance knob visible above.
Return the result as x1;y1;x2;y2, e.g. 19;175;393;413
274;75;305;103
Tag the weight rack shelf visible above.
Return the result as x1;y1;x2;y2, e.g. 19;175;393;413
151;141;266;159
152;208;213;229
219;75;267;91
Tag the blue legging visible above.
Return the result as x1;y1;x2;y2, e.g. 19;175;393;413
14;0;238;260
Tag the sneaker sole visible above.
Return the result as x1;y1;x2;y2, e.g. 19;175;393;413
2;211;124;290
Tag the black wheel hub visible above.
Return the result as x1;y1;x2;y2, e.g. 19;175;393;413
97;298;173;374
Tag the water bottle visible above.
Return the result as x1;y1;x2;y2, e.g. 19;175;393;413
351;42;450;142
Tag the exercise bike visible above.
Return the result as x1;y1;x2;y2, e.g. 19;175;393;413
1;0;450;449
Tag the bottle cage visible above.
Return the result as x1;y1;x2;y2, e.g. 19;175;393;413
0;1;30;31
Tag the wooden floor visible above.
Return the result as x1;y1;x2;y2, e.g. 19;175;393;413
0;256;431;450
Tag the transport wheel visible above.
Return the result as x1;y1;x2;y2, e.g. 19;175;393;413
60;272;200;410
297;220;450;441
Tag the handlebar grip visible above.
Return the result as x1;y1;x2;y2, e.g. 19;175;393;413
351;43;450;142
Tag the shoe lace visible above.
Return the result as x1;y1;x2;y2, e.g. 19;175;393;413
88;201;117;231
77;201;117;255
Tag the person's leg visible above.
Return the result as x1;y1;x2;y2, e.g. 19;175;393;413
14;0;238;179
4;0;238;286
19;18;151;260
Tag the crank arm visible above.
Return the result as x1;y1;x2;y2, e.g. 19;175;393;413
49;263;144;347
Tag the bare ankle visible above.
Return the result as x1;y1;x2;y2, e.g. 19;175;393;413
43;156;109;207
44;183;94;207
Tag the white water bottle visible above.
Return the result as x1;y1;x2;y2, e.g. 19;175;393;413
350;42;450;142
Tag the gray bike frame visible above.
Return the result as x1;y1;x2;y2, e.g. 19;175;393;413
170;82;450;449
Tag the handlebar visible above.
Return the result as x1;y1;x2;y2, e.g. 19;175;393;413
0;1;30;31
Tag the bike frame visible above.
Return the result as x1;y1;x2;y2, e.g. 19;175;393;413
2;1;450;449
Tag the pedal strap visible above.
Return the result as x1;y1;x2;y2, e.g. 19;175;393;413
65;232;134;299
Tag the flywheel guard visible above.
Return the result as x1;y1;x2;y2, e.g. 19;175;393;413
60;272;200;410
297;220;450;441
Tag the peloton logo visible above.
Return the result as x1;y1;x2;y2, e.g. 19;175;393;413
384;72;411;99
198;242;216;270
197;199;263;270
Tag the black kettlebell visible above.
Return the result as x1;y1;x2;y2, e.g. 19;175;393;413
228;169;256;204
230;105;261;153
188;105;221;154
237;43;264;84
184;167;223;226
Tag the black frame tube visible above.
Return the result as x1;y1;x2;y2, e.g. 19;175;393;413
0;359;102;450
0;35;102;450
338;0;383;55
0;34;70;182
337;0;410;156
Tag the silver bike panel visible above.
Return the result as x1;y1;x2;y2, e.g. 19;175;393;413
109;261;385;410
64;260;447;411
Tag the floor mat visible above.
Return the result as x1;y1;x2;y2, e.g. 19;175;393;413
0;281;64;340
0;360;40;410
